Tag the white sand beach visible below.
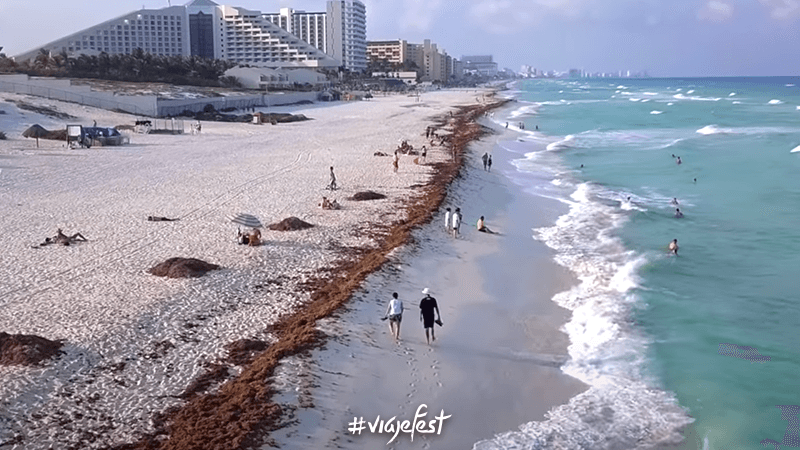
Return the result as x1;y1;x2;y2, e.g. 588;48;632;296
0;89;491;448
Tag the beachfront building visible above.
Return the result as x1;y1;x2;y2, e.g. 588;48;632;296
224;66;329;90
263;8;327;53
326;0;367;72
367;39;457;83
461;55;498;77
14;0;339;69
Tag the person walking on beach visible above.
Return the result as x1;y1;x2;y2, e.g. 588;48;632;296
482;152;489;171
421;145;427;163
384;292;404;340
452;207;462;238
392;150;399;173
328;166;337;190
487;155;493;172
444;207;452;234
669;238;679;255
419;288;442;345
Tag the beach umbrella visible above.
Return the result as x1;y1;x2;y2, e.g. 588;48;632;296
22;124;49;148
228;213;262;229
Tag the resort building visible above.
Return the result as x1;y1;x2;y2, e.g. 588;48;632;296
326;0;367;72
14;0;339;69
263;8;327;53
366;40;406;66
367;39;458;83
461;55;498;77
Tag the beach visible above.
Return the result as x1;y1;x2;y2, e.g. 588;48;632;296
268;112;587;449
0;89;509;449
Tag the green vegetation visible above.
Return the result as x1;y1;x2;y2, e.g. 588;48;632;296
1;48;237;87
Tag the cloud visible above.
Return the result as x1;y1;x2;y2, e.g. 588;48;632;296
697;0;734;22
759;0;800;19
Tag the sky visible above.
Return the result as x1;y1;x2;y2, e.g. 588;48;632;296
1;0;799;76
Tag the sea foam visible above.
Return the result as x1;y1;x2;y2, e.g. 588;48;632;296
475;181;693;450
791;145;800;153
546;135;576;151
768;99;783;105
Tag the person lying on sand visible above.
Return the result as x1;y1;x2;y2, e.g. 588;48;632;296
147;216;179;222
55;229;87;246
36;229;88;247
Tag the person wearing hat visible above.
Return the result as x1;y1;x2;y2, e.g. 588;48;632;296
419;288;442;344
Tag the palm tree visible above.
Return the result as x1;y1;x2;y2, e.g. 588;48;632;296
34;49;53;73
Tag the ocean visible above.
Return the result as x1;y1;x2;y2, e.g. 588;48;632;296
476;77;800;449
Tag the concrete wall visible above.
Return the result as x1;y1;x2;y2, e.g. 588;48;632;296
0;74;319;118
0;74;157;116
157;91;319;116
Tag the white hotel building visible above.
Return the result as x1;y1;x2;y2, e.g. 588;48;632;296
14;0;355;69
263;8;327;55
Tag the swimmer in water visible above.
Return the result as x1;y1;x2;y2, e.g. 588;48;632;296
693;178;697;183
676;156;682;165
675;208;684;218
671;197;679;205
669;239;679;255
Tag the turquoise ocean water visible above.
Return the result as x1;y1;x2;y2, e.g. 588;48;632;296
475;78;800;450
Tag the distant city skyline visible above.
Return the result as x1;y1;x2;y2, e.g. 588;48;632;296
1;0;799;77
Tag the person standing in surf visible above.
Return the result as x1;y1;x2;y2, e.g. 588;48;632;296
669;239;679;255
419;288;442;345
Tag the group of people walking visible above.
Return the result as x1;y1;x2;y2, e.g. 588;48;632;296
384;288;442;345
481;152;493;171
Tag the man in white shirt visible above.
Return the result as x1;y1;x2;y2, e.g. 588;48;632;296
444;208;452;234
384;292;404;340
452;207;461;238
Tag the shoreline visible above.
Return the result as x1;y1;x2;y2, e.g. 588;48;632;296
268;105;587;449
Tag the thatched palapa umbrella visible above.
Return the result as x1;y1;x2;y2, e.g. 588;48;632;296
22;124;49;148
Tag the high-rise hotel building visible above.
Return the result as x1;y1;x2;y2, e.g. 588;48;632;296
263;8;327;54
326;0;367;72
15;0;338;69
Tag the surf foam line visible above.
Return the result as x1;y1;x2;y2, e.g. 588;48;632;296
474;182;693;450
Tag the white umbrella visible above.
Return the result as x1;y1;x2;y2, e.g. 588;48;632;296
228;213;262;228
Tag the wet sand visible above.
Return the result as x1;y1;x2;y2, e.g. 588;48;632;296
269;122;587;449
